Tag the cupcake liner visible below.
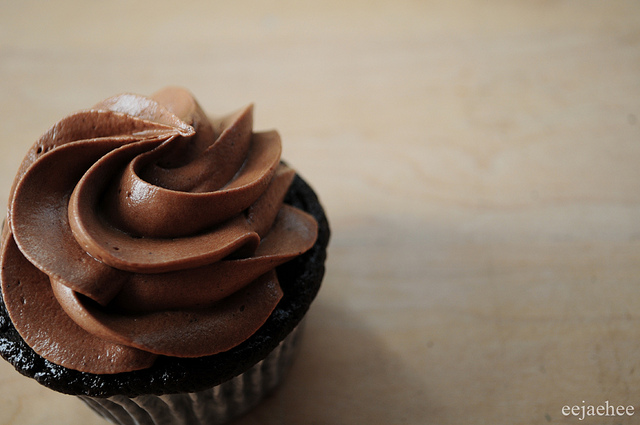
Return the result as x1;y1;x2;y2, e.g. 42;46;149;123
79;321;305;425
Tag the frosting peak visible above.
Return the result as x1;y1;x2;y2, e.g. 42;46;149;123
1;88;318;374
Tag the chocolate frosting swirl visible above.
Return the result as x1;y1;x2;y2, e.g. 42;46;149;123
0;87;318;374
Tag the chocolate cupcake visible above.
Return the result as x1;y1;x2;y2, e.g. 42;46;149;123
0;87;330;425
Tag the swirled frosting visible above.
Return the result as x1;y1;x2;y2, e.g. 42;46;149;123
0;87;318;374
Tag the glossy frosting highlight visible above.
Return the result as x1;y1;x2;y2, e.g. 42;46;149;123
0;87;318;374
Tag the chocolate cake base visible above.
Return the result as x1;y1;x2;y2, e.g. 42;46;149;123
0;173;330;398
80;321;305;425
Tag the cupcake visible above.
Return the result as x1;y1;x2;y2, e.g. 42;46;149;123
0;87;330;425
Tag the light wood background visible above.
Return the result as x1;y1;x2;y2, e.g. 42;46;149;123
1;1;640;424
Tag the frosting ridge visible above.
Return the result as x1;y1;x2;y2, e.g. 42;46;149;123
0;87;318;374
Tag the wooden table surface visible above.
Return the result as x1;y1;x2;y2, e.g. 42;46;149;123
1;1;640;424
